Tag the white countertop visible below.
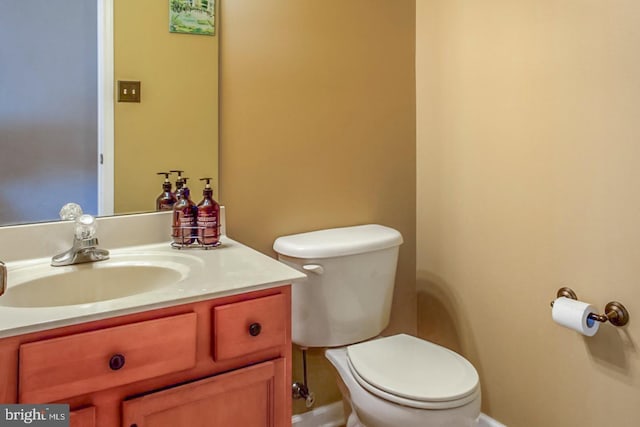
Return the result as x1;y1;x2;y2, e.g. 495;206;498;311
0;236;306;338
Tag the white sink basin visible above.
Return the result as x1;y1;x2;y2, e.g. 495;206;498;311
1;253;198;308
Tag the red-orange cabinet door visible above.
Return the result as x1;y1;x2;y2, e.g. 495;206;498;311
69;406;96;427
122;358;289;427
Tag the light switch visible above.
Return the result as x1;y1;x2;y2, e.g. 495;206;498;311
118;80;141;103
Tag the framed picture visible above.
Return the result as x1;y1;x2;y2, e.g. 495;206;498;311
169;0;215;36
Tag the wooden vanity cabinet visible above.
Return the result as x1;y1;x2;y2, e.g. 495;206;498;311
0;286;292;427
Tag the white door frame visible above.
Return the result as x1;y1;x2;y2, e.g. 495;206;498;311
97;0;114;216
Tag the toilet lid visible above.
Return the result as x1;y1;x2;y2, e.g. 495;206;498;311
347;334;479;406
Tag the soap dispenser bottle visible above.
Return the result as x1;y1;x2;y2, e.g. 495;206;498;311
172;177;197;245
196;178;220;246
156;172;177;211
170;169;185;199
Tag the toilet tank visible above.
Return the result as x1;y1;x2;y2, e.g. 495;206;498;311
273;224;403;347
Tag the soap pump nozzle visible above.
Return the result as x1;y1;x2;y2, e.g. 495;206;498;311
200;177;213;196
171;170;185;198
157;172;172;191
181;177;192;199
156;172;177;211
170;169;185;189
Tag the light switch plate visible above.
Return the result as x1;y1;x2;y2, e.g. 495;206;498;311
118;80;141;102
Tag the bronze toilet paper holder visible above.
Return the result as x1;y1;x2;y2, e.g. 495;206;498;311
550;287;629;327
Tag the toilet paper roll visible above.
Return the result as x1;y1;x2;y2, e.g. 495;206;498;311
552;297;600;336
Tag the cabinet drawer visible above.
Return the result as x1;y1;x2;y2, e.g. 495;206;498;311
19;312;197;403
213;294;286;361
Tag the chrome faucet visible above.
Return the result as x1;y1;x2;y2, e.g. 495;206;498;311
51;235;110;266
0;260;6;296
51;209;109;267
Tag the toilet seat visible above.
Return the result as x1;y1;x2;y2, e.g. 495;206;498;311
346;334;480;410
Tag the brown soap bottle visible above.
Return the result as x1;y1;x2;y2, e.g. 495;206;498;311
172;177;197;245
170;169;185;198
196;178;220;246
156;172;177;211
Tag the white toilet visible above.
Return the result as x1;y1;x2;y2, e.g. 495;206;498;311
274;224;481;427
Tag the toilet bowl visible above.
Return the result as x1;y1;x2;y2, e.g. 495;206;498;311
273;225;481;427
326;334;481;427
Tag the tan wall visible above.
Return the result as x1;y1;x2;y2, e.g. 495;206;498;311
114;0;218;214
417;1;640;426
219;0;416;414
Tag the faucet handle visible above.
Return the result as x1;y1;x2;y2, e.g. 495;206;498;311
75;214;97;240
59;203;84;221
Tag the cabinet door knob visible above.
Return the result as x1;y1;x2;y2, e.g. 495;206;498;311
109;353;126;370
248;322;262;337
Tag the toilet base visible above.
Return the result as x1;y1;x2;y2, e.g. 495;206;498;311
326;347;481;427
346;412;364;427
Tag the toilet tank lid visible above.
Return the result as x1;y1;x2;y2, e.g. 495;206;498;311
273;224;403;259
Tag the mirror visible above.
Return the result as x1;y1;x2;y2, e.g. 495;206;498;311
0;0;219;227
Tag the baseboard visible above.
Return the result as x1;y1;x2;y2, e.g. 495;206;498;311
291;402;345;427
291;402;506;427
478;413;507;427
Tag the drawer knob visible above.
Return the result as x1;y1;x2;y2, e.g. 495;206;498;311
249;322;262;337
109;353;126;371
